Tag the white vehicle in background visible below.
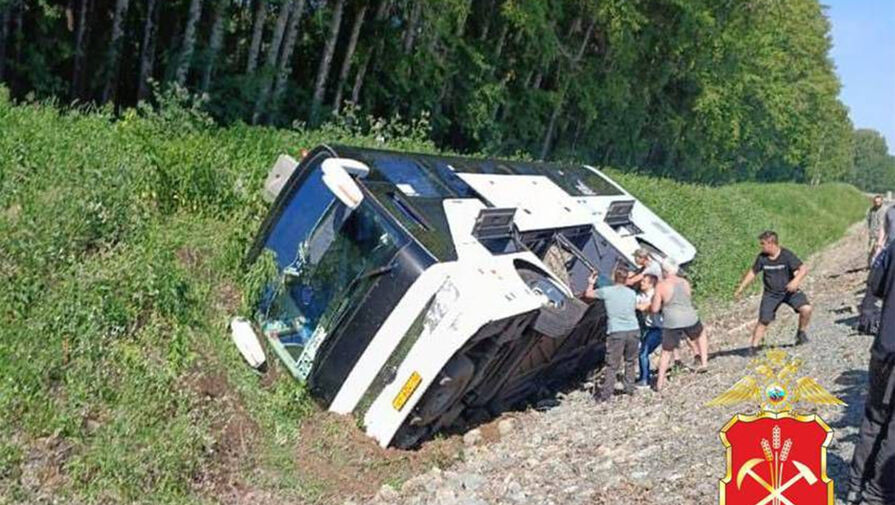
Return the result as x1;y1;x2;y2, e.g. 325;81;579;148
240;145;696;448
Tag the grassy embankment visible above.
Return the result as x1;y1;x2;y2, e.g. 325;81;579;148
0;92;867;504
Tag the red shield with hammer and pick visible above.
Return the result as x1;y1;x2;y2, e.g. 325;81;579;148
720;412;833;505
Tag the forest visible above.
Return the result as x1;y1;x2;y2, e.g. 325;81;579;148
0;0;892;187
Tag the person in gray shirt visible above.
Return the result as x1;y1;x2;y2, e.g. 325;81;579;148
586;267;640;403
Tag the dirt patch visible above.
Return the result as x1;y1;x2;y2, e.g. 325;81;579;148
214;281;243;315
294;411;462;503
175;246;204;270
19;432;74;498
184;369;263;502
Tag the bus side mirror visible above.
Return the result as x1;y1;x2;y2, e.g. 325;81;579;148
321;158;369;209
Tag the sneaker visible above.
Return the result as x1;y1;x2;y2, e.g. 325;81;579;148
795;331;810;345
635;380;650;388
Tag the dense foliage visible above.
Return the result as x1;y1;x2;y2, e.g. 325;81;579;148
851;129;895;194
0;0;861;184
0;92;867;503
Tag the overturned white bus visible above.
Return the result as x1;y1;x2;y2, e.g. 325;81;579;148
241;145;695;448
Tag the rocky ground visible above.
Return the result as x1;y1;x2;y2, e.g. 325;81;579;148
358;225;875;505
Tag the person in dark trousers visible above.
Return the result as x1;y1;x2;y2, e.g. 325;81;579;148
734;231;812;352
847;243;895;505
586;267;640;403
635;273;662;387
875;197;895;256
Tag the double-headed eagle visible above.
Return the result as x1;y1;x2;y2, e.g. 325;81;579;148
707;349;845;412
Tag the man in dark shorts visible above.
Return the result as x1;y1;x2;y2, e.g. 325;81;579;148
734;231;812;352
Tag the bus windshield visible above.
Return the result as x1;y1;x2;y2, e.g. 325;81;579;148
257;159;409;368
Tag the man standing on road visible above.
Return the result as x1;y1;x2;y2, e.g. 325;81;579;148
734;231;812;352
847;242;895;505
586;268;640;403
867;195;886;266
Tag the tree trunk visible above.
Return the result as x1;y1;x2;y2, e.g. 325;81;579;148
245;0;267;74
70;0;91;98
200;0;229;93
494;23;508;59
349;0;390;106
174;0;203;86
309;0;345;124
101;0;130;104
401;1;420;54
539;21;593;160
0;4;10;82
136;0;159;101
270;0;307;111
332;1;367;110
251;0;293;124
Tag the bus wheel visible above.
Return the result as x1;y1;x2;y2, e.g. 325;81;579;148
412;354;475;427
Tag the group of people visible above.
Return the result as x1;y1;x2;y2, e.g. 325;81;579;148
584;248;708;401
585;230;813;402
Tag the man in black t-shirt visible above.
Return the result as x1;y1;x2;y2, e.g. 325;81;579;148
734;231;812;352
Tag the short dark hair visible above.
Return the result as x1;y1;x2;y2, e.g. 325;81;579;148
875;194;884;200
643;273;659;285
613;267;629;284
758;230;778;244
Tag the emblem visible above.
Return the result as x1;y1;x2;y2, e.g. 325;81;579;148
708;349;845;505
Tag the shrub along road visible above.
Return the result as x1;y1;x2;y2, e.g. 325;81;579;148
363;224;873;505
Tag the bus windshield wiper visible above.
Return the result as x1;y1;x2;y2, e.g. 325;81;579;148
325;263;397;331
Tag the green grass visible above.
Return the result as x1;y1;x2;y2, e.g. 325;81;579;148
0;89;866;503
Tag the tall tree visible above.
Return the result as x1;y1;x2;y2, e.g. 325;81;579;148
245;0;267;74
200;0;229;93
540;18;594;160
175;0;204;86
401;1;420;54
309;0;345;124
350;0;390;105
0;2;10;82
270;0;306;113
252;0;293;123
100;0;130;104
70;0;91;99
136;0;159;101
332;1;367;110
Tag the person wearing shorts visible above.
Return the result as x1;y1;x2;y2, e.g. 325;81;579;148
734;230;812;352
652;258;708;391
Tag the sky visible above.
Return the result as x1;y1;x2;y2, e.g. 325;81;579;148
825;0;895;153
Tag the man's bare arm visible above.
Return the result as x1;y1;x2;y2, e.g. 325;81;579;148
734;269;756;299
584;273;599;300
786;265;809;292
650;285;664;314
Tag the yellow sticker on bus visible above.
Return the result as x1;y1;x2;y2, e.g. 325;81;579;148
392;371;422;411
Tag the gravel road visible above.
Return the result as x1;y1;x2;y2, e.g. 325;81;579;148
360;224;874;505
